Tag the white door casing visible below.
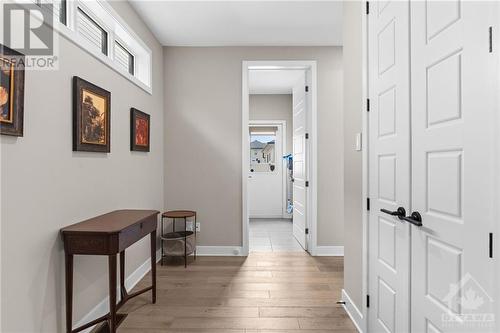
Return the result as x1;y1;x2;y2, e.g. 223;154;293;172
292;72;308;250
410;2;496;332
368;1;411;332
248;123;284;218
241;61;317;256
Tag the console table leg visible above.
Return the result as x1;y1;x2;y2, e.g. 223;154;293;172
120;251;126;300
108;254;117;333
150;230;157;303
65;253;73;333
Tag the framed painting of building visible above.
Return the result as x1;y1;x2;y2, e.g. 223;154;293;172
0;44;25;137
73;76;111;152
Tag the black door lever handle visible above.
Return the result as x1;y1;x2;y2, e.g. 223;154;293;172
401;211;423;227
380;207;406;219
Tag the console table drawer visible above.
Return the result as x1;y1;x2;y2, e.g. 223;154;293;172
65;234;111;255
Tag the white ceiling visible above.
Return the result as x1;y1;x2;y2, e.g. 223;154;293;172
249;69;304;94
129;1;343;46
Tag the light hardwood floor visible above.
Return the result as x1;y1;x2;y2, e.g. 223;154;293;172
118;252;356;333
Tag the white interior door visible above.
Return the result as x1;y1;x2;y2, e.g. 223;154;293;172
410;2;496;332
248;124;284;218
292;72;307;250
368;1;411;332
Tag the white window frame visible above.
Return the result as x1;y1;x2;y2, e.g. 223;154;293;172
14;0;152;94
114;38;135;76
75;3;109;56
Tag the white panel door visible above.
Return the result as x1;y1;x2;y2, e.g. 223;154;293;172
410;2;496;332
368;1;411;332
292;72;307;250
248;125;284;218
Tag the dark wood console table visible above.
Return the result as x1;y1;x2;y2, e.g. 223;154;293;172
61;209;160;333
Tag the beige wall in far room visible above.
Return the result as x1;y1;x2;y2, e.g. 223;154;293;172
249;94;293;155
0;2;164;331
163;46;343;248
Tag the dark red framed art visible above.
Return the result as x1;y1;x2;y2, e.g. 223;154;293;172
130;108;150;152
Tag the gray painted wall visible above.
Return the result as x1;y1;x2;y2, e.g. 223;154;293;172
163;47;343;247
343;1;364;310
249;94;292;155
0;2;164;331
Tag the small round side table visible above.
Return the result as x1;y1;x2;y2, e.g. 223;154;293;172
161;210;197;267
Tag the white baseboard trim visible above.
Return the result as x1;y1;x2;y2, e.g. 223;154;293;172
341;289;365;333
74;249;162;333
313;246;344;256
196;246;245;256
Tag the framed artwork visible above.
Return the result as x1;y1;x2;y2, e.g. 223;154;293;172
73;76;110;152
0;44;25;137
130;108;150;152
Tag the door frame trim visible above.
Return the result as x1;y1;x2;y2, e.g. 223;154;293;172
241;60;318;256
248;120;288;219
359;5;369;332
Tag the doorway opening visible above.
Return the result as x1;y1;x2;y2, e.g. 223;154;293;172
248;120;299;252
241;61;318;255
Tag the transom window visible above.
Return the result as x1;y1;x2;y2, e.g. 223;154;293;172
28;0;152;93
77;8;108;56
114;41;134;75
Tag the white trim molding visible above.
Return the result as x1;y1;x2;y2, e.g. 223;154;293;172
196;246;245;256
361;2;369;332
312;246;344;256
341;289;365;333
74;249;161;333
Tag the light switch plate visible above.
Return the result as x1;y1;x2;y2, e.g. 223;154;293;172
355;133;362;151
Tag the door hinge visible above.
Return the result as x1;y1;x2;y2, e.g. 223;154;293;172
489;232;494;258
366;295;370;308
367;98;370;112
305;85;309;92
366;1;369;15
305;181;310;187
305;133;309;139
489;26;493;53
367;198;370;211
305;228;309;235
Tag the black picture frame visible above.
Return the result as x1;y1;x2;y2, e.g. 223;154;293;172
72;76;111;152
130;108;150;152
0;44;25;137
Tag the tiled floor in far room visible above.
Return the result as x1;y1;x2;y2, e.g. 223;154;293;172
250;219;304;252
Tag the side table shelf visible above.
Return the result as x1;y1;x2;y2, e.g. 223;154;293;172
161;210;197;267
